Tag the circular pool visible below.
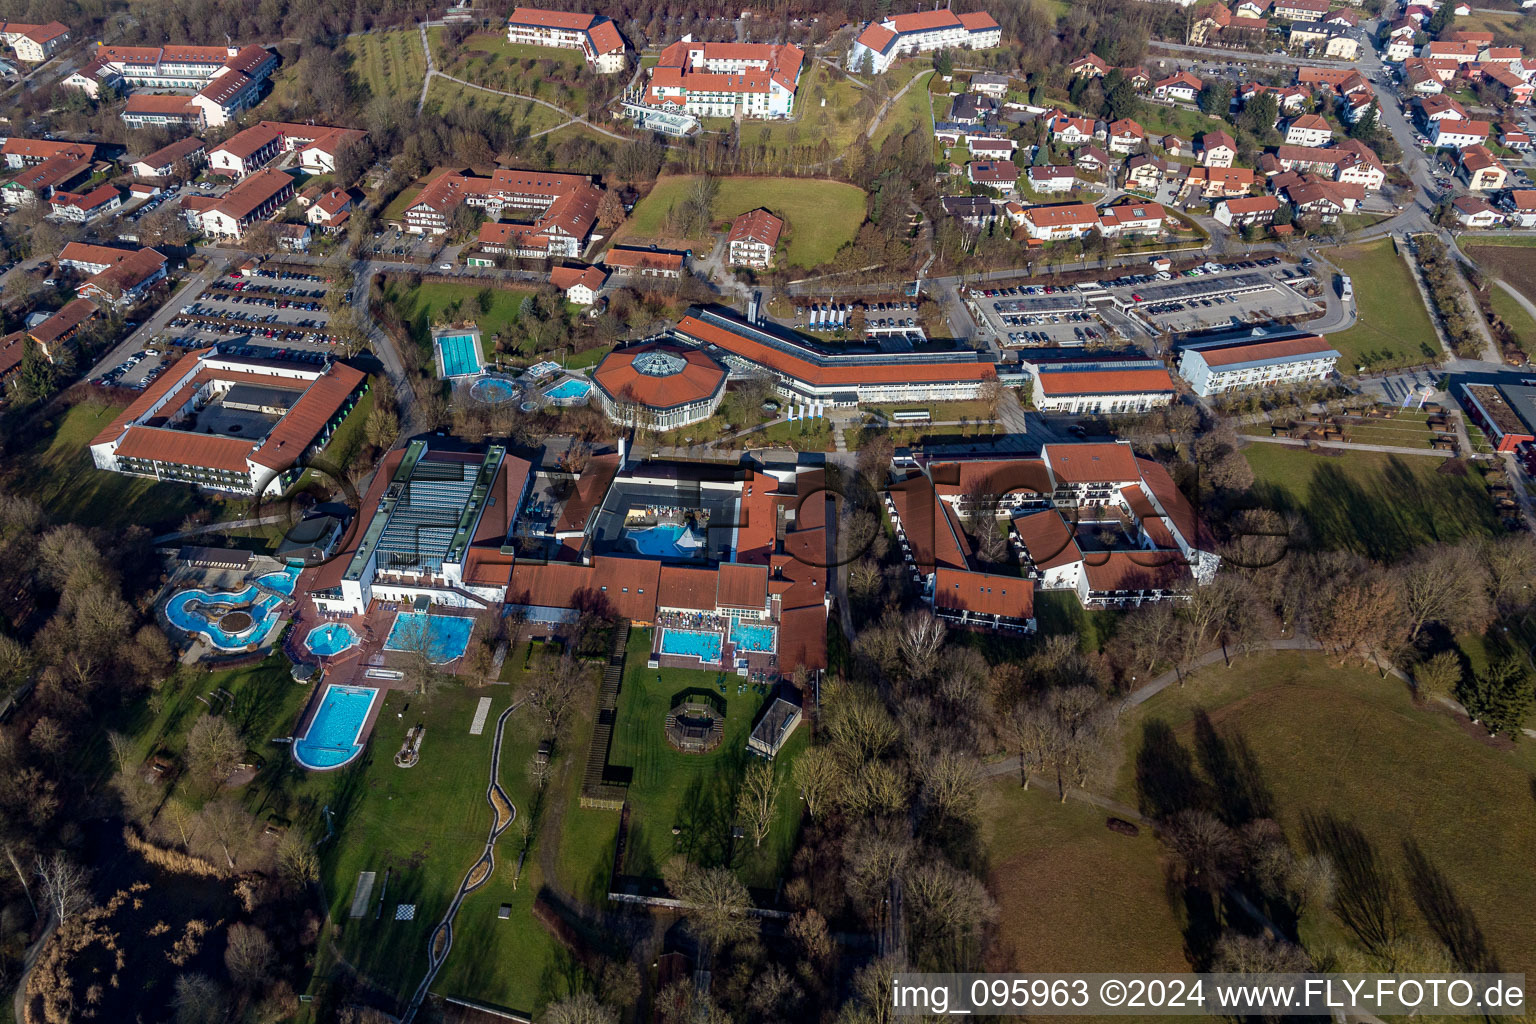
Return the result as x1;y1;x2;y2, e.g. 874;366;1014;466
470;376;519;405
306;622;361;657
519;400;540;413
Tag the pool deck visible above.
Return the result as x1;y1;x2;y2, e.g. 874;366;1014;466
652;613;780;679
291;681;387;768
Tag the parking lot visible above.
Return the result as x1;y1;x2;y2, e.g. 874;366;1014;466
94;348;171;391
788;297;930;349
1116;260;1320;334
969;284;1114;347
159;266;342;354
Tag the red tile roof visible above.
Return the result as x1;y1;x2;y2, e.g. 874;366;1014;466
1043;442;1141;484
1012;510;1082;569
1036;367;1175;397
933;568;1034;619
727;208;784;248
592;342;726;410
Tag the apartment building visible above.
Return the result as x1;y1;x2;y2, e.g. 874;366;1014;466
726;208;783;269
1177;332;1340;396
504;7;626;72
847;9;1001;74
643;40;803;119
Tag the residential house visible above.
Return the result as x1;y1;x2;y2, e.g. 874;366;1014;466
1125;153;1172;191
1429;118;1490;149
1198;129;1238;168
969;160;1019;190
1047;112;1099;145
47;184;120;222
1073;144;1112;175
1500;189;1536;227
1283;113;1332;146
192;166;294;239
1107;118;1145;154
505;7;627;73
1459;144;1508;191
940;195;998;227
949;91;999;125
1096;200;1165;237
130;136;206;179
1180;165;1258;198
73;248;167;307
726;208;783;268
1027;165;1076;193
1485;66;1534;105
549;264;607;305
0;21;70;62
1499;122;1531;151
1188;2;1232;44
1153;71;1203;102
305;187;356;232
1017;202;1100;241
969;73;1010;97
1272;0;1330;20
1452;194;1503;227
603;246;687;278
1212;194;1282;226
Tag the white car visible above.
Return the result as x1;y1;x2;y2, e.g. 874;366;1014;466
438;263;452;271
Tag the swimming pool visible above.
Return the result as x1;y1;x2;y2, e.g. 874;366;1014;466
625;523;707;557
436;333;484;378
306;622;360;657
545;378;592;404
470;377;518;404
730;618;776;653
256;564;301;596
660;628;723;663
293;684;379;770
164;584;285;650
384;612;476;663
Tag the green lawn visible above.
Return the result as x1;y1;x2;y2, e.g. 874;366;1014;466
981;780;1189;973
1117;651;1536;975
344;29;428;105
381;184;423;222
608;630;805;891
5;401;202;531
1487;282;1536;358
738;64;872;158
870;69;936;150
617;174;868;269
381;278;537;357
1243;442;1497;560
430;28;594;111
750;417;834;452
1031;589;1121;653
1327;240;1442;372
422;77;568;135
867;400;998;423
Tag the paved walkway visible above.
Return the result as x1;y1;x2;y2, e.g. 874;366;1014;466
1236;434;1454;458
152;513;289;545
401;699;521;1024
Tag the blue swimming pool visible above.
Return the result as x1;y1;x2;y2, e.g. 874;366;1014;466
545;378;592;403
384;612;476;663
625;523;707;557
256;564;301;595
730;618;776;653
306;622;360;657
471;377;518;404
164;584;285;650
436;333;483;378
661;628;723;663
293;684;379;770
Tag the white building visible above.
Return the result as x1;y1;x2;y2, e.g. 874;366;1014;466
1026;359;1177;414
505;7;626;73
1283;113;1333;147
407;168;601;260
1429;118;1490;149
66;43;278;126
642;40;803;119
726;208;784;268
847;9;1001;74
0;21;70;62
1177;332;1340;397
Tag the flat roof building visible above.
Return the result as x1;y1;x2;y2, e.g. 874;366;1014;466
1177;331;1340;397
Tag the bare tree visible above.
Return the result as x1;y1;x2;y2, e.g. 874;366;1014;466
1164;809;1240;893
1412;650;1463;701
198;798;257;871
172;973;227;1024
276;831;319;888
106;730;136;775
533;652;586;739
526;754;552;791
160;798;200;851
1393;544;1492;642
790;745;842;819
661;860;754;956
224;922;274;989
914;747;980;825
539;992;617;1024
35;852;92;924
897;611;947;682
1007;699;1060;791
737;759;780;849
185;714;244;789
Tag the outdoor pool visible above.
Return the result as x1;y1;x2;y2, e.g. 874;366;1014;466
305;622;360;657
660;628;723;663
164;584;284;651
256;564;301;595
730;618;776;653
293;684;379;770
470;377;518;405
544;378;592;404
624;522;706;557
436;332;484;378
384;611;476;663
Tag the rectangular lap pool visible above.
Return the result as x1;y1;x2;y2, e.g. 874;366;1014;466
436;332;484;378
660;628;723;663
545;378;592;403
384;611;476;663
730;617;776;654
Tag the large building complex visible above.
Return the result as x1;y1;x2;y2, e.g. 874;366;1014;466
0;20;71;62
592;342;729;431
1021;356;1177;414
886;444;1219;624
184;167;295;239
672;306;998;406
1177;332;1340;397
847;9;1001;74
405;168;601;260
504;7;626;73
65;42;278;126
88;348;368;496
643;40;804;119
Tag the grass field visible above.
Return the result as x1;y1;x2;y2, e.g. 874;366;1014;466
617;174;867;269
737;65;873;158
981;781;1189;973
1465;244;1536;356
1326;240;1442;372
429;29;594;111
1243;442;1497;559
1486;280;1536;357
870;69;936;150
423;77;568;136
344;29;428;104
608;630;805;890
5;401;202;531
382;278;536;357
1115;652;1536;975
1449;7;1522;38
